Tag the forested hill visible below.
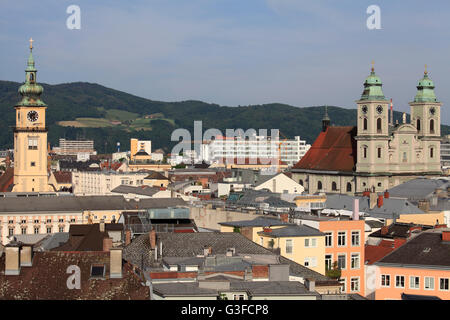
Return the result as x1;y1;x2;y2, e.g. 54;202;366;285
0;80;448;153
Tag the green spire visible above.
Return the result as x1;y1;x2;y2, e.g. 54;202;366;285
360;62;387;101
17;38;46;107
414;65;438;103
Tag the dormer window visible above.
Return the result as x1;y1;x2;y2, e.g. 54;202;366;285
90;265;105;279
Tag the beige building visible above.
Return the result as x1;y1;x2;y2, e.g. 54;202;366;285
292;66;442;194
12;40;52;192
130;138;151;162
254;172;304;194
72;171;149;195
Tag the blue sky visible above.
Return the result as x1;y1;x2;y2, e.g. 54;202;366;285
1;0;450;124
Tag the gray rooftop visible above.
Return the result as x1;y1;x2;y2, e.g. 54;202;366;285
387;178;450;201
219;216;292;228
111;185;162;197
258;225;325;238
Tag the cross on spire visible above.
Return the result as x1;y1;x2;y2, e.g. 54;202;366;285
371;60;375;72
424;64;428;75
29;38;34;50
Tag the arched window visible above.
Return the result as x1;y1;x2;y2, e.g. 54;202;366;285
30;73;34;82
377;148;382;159
417;119;421;131
332;182;337;191
377;118;382;133
430;147;434;158
317;181;322;190
299;179;303;186
363;146;368;159
430;119;435;134
363;118;368;131
346;182;352;192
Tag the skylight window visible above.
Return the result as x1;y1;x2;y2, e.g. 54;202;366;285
90;265;105;278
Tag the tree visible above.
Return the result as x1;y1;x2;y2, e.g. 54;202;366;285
326;261;341;280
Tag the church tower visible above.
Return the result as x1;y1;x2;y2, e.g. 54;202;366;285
409;66;442;174
355;63;390;175
12;39;52;192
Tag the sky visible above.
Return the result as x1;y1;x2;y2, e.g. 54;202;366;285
1;0;450;124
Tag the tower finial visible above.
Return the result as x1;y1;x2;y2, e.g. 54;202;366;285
371;60;375;72
424;64;428;75
29;38;34;51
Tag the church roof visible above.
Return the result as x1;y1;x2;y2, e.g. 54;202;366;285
292;126;357;172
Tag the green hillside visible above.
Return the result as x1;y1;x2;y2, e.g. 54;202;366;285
0;80;448;153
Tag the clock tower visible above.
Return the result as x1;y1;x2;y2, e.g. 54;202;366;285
12;39;52;192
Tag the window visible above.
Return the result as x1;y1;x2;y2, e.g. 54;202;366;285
30;162;36;167
430;119;435;133
425;277;434;290
377;148;381;158
325;232;333;247
381;275;390;287
46;219;52;223
338;231;346;247
305;238;317;248
304;257;317;268
9;228;14;236
90;265;105;278
286;239;293;254
59;226;65;233
350;278;360;292
439;278;449;291
21;227;27;235
28;138;38;150
340;278;346;293
34;219;39;224
351;231;360;246
58;218;64;223
34;227;39;234
299;179;303;186
331;182;337;191
21;219;26;224
337;254;346;269
363;118;368;130
70;218;76;223
410;276;420;289
417;119;421;131
430;147;434;158
233;294;245;300
260;237;263;246
363;147;367;159
325;254;332;270
377;118;382;133
46;226;52;234
317;181;322;190
395;276;405;288
402;152;407;163
346;182;352;192
351;253;360;269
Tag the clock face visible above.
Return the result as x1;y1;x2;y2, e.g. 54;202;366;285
362;105;368;114
27;110;39;122
376;105;383;114
430;107;436;115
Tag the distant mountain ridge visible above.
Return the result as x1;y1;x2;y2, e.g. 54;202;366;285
0;80;448;153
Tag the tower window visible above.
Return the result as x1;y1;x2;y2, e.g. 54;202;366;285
332;182;337;191
299;179;303;186
30;73;34;82
430;148;434;158
430;119;435;134
377;118;382;133
363;118;368;131
28;138;38;150
417;119;421;131
317;181;323;191
363;146;368;159
377;148;382;159
30;162;36;167
346;183;352;192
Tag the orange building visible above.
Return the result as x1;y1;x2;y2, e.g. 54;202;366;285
374;228;450;300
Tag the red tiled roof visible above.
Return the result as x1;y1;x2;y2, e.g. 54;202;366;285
0;168;14;192
293;126;357;172
53;171;72;184
365;244;395;265
0;251;149;300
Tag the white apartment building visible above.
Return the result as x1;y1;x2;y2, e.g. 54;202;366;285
72;171;150;196
53;138;97;156
202;135;310;166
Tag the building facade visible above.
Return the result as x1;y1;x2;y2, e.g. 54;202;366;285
292;65;442;195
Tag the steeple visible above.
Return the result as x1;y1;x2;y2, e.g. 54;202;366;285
322;106;331;132
18;38;46;107
360;62;387;101
413;65;438;103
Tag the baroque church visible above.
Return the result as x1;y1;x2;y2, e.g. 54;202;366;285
291;64;442;195
11;39;53;192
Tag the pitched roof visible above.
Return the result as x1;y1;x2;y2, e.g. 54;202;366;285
292;126;357;172
387;178;450;200
0;168;14;192
0;251;149;300
145;171;169;180
365;244;395;265
111;185;162;197
219;216;291;228
369;222;433;239
376;229;450;268
53;171;72;184
258;225;325;238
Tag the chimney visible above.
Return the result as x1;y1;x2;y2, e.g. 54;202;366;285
369;191;377;209
352;198;359;221
381;226;389;235
377;195;384;208
125;229;131;246
384;190;390;199
305;278;316;292
442;231;450;242
99;219;105;232
103;237;113;252
418;200;430;213
109;248;123;279
244;267;253;281
20;246;33;267
226;248;236;257
203;246;212;256
5;244;21;275
263;227;272;233
149;229;156;249
280;213;289;223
